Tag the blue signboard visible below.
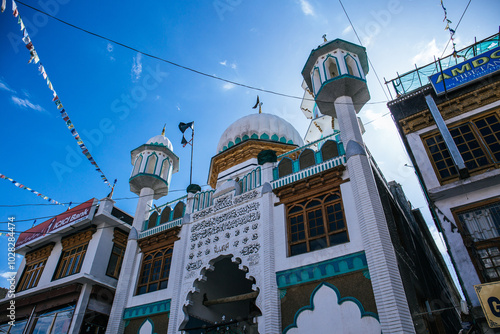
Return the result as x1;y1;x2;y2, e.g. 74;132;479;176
429;45;500;95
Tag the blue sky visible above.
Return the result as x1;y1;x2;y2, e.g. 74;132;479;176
0;0;498;287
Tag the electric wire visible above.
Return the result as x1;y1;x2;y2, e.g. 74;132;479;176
14;0;388;106
338;0;390;101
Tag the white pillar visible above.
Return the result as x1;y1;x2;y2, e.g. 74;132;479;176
105;187;154;334
167;222;190;333
257;182;281;333
68;283;93;334
335;96;415;334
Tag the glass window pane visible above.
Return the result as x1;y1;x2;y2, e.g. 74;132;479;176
290;243;307;256
32;314;55;334
50;310;74;334
148;282;158;292
8;319;27;334
330;232;349;245
137;286;147;295
309;237;327;251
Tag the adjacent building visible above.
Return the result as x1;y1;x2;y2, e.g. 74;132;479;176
0;198;133;333
386;32;500;332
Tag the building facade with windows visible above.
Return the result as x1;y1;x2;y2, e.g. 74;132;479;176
104;38;462;334
386;32;500;331
0;197;133;334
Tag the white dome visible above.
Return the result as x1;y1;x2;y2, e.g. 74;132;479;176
217;113;304;153
147;134;174;152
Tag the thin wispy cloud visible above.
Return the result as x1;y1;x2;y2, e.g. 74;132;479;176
299;0;315;16
0;272;16;279
0;79;16;93
131;53;143;82
342;25;352;36
11;96;45;112
222;82;235;91
219;60;237;70
412;39;441;66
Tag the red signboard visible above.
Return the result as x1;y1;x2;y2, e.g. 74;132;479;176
16;198;96;248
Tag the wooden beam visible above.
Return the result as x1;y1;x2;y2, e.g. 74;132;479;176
203;291;259;306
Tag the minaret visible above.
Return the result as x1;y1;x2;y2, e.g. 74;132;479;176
106;128;179;334
302;38;415;333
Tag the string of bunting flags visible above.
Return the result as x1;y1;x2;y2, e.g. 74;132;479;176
7;0;112;187
0;173;66;206
440;0;462;59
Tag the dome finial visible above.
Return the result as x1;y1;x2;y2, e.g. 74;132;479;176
322;34;327;42
161;123;166;136
252;95;263;114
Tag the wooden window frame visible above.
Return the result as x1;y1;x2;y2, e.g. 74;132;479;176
136;247;173;295
105;229;128;279
136;227;180;295
286;190;348;257
53;228;95;280
452;198;500;283
17;244;54;292
422;110;500;184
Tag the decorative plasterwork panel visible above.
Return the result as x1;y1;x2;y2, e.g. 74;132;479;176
61;227;96;249
25;243;55;263
138;226;181;253
185;190;262;279
272;165;346;205
399;81;500;134
112;228;128;246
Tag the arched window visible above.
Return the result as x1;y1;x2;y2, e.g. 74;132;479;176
160;158;171;179
345;55;360;77
287;191;348;256
299;149;315;170
147;212;158;229
173;202;185;220
160;207;171;224
136;248;173;295
133;155;143;175
311;67;321;94
145;154;158;174
321;140;339;161
324;56;339;80
278;158;293;178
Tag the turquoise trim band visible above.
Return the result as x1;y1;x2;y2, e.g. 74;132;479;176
276;251;368;288
123;300;171;320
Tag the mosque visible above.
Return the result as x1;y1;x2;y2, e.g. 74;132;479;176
3;38;463;334
105;38;462;334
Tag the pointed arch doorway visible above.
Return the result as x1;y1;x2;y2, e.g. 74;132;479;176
181;256;261;333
